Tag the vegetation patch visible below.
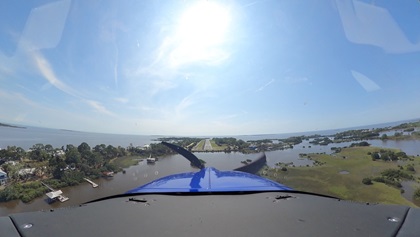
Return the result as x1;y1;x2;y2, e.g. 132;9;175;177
111;156;141;169
210;140;227;151
0;181;47;203
263;146;417;206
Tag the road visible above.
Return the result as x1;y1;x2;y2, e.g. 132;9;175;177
203;139;213;151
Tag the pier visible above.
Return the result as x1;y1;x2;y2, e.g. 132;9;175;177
41;182;69;203
84;178;99;188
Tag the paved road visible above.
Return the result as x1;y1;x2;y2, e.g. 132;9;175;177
203;139;213;150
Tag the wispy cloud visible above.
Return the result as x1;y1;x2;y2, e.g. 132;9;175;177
256;79;275;92
31;51;81;98
113;43;119;89
351;70;381;92
242;1;264;8
283;76;308;84
0;60;14;77
85;100;115;116
31;51;115;116
0;89;39;107
0;89;53;124
114;97;129;104
217;110;248;121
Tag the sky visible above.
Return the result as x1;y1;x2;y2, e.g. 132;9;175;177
0;0;420;136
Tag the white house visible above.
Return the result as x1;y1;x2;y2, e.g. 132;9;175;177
0;168;8;185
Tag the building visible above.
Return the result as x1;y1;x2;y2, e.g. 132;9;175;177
18;168;35;177
0;168;8;185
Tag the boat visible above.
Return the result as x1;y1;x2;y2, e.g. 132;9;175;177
146;154;156;164
102;171;114;177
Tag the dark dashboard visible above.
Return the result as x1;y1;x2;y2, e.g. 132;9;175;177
1;192;419;237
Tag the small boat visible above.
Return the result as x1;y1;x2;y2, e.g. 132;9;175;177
146;154;156;164
102;171;114;177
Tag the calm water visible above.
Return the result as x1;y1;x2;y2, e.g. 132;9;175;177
0;126;161;150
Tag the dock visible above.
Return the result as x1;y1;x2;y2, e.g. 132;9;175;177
41;182;69;203
84;178;99;188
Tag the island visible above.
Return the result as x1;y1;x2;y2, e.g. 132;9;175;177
0;122;26;129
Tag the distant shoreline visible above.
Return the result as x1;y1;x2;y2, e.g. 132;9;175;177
0;123;26;129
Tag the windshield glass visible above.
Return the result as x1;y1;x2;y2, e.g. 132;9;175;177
1;0;420;214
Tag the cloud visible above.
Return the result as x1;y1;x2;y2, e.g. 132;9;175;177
175;96;194;114
114;97;129;104
0;90;39;107
217;110;248;121
351;70;381;92
283;76;308;84
85;100;115;116
256;79;275;92
31;51;116;116
0;61;14;76
31;51;81;98
242;1;263;8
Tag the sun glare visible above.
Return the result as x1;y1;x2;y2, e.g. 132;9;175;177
170;1;231;67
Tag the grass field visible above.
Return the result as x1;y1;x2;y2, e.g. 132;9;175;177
111;156;142;169
263;146;420;207
210;140;228;151
192;140;205;151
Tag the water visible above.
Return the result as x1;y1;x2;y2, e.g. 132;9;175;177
369;140;420;156
0;126;160;150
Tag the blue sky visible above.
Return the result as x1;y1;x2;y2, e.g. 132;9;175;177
0;0;419;136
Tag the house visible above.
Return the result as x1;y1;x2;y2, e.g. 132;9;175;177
54;150;65;157
4;161;18;166
18;168;35;177
0;168;8;185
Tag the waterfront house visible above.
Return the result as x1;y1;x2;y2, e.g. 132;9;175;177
0;168;8;185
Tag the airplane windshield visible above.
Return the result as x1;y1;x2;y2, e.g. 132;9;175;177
1;0;420;214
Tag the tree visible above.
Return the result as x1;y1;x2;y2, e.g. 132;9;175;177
86;152;103;167
45;144;54;153
105;145;118;159
78;142;91;154
406;164;415;172
414;188;420;200
3;162;24;182
65;147;81;165
0;146;26;161
51;157;67;179
362;178;373;185
93;144;107;156
371;152;380;160
29;145;49;162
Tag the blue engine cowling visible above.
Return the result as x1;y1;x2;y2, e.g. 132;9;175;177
126;167;292;193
